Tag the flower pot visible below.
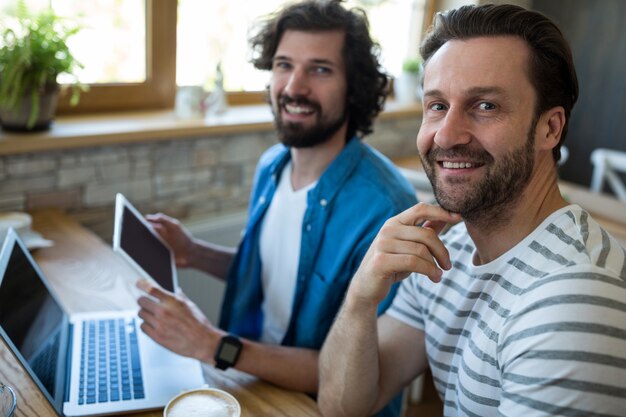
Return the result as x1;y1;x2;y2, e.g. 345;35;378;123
0;82;60;132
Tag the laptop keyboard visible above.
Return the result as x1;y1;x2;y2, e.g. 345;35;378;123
78;318;144;405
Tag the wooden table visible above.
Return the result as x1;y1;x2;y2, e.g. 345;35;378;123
0;209;321;417
393;155;626;247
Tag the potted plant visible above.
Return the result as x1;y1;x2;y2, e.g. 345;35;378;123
393;57;422;104
0;4;84;132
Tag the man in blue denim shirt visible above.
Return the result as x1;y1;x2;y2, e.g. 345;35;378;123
136;2;415;415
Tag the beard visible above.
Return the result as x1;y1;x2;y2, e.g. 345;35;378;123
421;120;537;227
272;95;347;148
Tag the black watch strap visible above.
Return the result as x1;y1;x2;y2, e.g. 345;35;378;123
214;334;242;370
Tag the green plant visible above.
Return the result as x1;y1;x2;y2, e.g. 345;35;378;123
0;3;84;128
402;57;422;74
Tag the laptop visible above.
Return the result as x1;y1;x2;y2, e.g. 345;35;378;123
112;193;176;292
0;229;205;416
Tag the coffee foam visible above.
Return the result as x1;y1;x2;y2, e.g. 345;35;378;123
165;389;240;417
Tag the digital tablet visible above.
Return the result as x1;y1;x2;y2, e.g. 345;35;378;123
113;193;177;292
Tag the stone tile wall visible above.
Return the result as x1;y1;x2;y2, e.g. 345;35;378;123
0;117;420;241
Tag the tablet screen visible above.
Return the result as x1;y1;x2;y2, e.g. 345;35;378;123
114;194;176;292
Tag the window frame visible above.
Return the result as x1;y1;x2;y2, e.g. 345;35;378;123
57;0;437;115
57;0;177;114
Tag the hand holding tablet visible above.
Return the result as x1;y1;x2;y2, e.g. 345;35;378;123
113;193;177;292
143;213;196;269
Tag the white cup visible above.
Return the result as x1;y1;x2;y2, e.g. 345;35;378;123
175;86;206;119
164;387;241;417
0;212;32;244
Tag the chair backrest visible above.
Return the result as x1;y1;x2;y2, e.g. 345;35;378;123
590;148;626;201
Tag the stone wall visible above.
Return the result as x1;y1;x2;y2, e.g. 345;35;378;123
0;117;420;241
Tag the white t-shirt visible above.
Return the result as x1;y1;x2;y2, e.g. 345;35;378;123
388;205;626;416
259;162;316;344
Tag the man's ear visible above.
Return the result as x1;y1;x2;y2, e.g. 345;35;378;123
537;106;566;151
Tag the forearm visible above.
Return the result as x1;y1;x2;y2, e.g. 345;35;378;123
187;239;236;280
198;331;320;393
235;341;320;394
319;289;381;417
140;281;319;393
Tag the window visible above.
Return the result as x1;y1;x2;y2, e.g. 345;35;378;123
1;0;434;114
56;1;146;84
0;0;175;114
56;0;176;114
177;0;432;104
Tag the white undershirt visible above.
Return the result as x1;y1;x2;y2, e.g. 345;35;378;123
259;162;316;344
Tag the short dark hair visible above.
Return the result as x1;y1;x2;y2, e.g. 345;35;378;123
420;4;579;162
249;0;388;140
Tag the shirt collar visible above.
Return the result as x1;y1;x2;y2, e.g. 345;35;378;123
268;136;364;202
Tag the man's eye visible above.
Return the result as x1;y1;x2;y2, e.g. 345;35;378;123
478;102;496;110
273;61;291;70
429;103;446;111
314;66;331;74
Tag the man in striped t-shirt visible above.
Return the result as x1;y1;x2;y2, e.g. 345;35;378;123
319;4;626;417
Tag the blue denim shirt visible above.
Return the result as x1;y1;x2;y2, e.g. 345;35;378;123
219;137;417;417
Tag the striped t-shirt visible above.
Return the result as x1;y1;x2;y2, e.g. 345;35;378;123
388;205;626;416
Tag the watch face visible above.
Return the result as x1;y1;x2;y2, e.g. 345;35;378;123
219;342;240;362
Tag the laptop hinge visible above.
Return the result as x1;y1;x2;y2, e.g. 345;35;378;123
64;323;74;403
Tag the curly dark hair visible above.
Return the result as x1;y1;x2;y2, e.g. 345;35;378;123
249;0;389;140
420;4;579;163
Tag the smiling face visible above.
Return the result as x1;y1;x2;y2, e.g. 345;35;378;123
418;36;539;221
269;30;349;148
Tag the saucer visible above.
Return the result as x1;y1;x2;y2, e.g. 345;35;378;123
0;212;54;249
18;229;54;249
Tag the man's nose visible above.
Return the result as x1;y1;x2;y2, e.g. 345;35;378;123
284;68;311;97
434;107;472;149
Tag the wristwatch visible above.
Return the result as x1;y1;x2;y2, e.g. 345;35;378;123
214;334;242;370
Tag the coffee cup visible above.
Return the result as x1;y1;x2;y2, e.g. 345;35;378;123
174;85;205;119
0;212;32;244
164;387;241;417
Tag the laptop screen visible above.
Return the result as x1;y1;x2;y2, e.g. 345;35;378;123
0;231;68;415
119;204;175;292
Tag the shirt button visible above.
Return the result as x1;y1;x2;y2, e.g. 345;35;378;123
320;198;328;207
259;196;266;204
306;224;312;232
